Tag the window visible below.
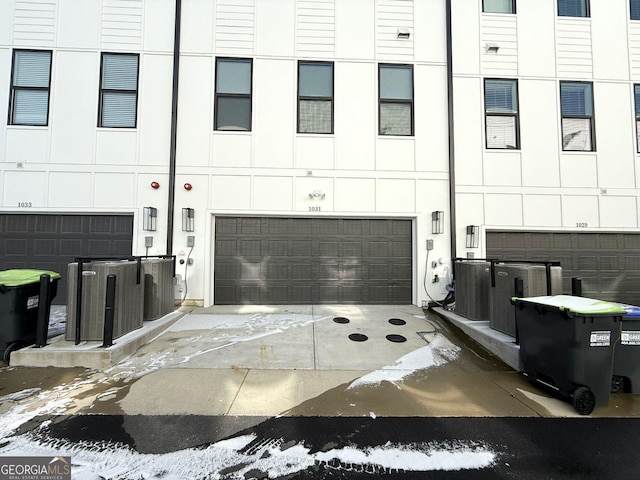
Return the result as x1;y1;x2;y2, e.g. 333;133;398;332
298;62;333;134
483;0;515;14
558;0;589;17
635;85;640;152
379;64;413;136
215;58;252;131
632;0;640;20
8;49;52;126
484;79;519;149
98;53;139;128
560;82;594;151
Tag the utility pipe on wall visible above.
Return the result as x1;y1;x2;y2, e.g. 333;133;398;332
445;0;457;260
166;0;182;256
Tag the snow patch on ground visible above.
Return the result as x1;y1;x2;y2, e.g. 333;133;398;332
0;378;99;439
169;313;323;334
0;431;497;479
47;307;67;339
106;312;330;380
348;334;460;389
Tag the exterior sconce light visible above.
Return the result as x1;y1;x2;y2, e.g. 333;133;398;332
432;211;444;234
182;208;194;232
309;190;326;199
466;225;479;249
397;28;410;39
142;207;157;232
485;42;499;53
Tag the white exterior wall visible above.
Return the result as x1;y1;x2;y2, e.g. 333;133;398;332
0;0;176;262
6;0;640;306
175;0;452;306
452;0;640;257
1;0;452;307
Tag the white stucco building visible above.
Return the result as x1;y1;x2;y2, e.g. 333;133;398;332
1;0;639;307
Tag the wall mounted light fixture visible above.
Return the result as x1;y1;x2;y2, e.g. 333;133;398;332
466;225;479;249
143;207;157;231
432;211;444;234
397;28;410;39
309;190;326;199
182;208;194;232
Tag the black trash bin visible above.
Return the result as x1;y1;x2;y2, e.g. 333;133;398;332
612;303;640;394
512;295;624;415
0;269;61;363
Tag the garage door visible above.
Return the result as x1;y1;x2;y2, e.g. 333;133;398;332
214;217;412;305
487;231;640;305
0;214;134;304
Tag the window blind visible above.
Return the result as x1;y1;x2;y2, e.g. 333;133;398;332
100;54;139;128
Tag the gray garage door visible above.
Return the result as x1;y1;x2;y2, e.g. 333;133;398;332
487;231;640;305
0;214;134;304
214;217;412;304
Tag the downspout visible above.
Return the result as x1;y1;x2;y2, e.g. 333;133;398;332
445;0;457;260
166;0;182;255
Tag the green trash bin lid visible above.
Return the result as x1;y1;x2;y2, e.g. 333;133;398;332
0;269;61;287
512;295;626;315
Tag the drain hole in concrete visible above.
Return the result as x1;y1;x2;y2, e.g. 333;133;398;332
333;317;350;324
386;334;407;343
388;318;406;326
348;333;368;342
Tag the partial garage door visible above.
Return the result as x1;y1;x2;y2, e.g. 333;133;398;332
0;214;134;304
214;217;412;304
487;231;640;305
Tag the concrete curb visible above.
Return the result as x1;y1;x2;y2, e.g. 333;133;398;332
431;306;522;372
10;310;186;369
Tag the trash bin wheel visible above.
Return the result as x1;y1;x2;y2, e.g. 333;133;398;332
2;342;22;364
572;386;595;415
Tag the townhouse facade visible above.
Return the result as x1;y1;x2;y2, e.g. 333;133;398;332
1;0;639;307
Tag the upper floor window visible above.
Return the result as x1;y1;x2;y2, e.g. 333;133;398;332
8;49;52;126
379;64;413;136
558;0;589;17
98;53;139;128
632;0;640;20
484;79;519;149
215;58;252;131
483;0;515;14
560;81;595;151
634;85;640;152
298;62;333;134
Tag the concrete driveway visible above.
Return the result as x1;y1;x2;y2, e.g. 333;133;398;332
4;304;639;420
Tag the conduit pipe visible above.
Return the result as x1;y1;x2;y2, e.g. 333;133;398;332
445;0;457;259
167;0;182;255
